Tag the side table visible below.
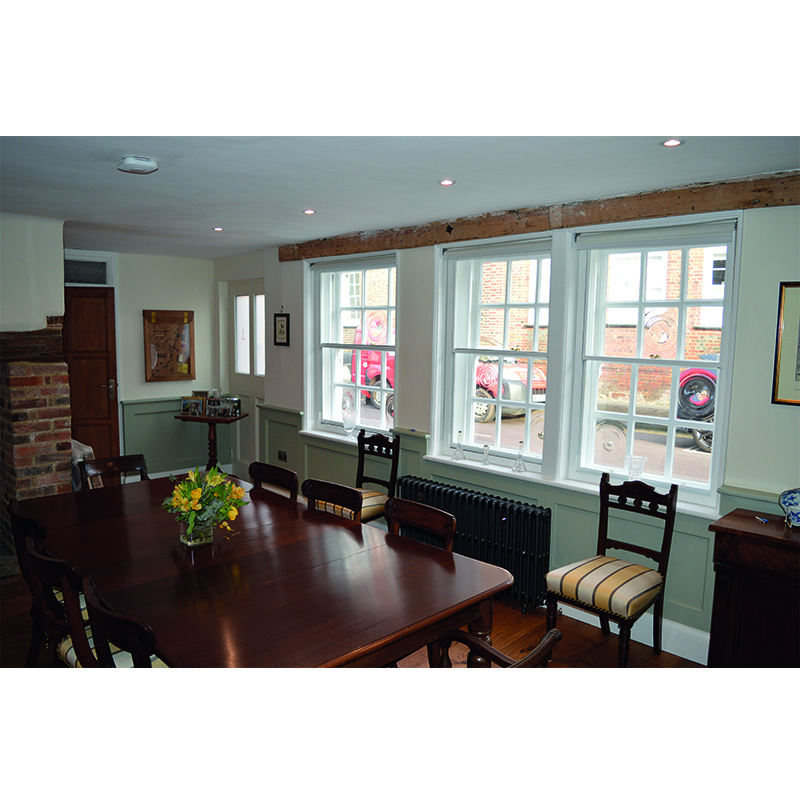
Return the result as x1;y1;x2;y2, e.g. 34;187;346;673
174;413;249;472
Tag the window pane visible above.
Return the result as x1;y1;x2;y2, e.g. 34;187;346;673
633;423;668;478
509;259;536;303
528;409;546;457
642;307;679;359
594;420;627;470
687;246;727;300
685;306;723;355
235;295;250;374
596;363;632;413
603;309;637;357
480;309;505;348
255;295;265;376
644;251;677;301
365;268;391;305
673;426;712;484
606;252;641;301
509;307;534;350
636;365;672;418
481;261;507;303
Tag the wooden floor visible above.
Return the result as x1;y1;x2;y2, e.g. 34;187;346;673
1;571;702;668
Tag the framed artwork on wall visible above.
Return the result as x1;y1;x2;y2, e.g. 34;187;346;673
772;281;800;406
274;313;290;347
143;310;196;382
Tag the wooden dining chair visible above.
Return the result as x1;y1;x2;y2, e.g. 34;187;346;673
384;497;456;552
384;497;457;667
8;500;58;666
23;537;95;668
79;454;150;490
248;461;299;502
301;478;363;523
438;628;562;668
82;578;168;668
353;429;400;522
545;472;678;668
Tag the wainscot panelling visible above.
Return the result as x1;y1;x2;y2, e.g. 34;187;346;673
121;398;231;476
257;404;304;479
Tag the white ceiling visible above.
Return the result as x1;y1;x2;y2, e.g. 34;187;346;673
1;135;798;261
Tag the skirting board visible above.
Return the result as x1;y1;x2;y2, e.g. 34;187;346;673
558;605;710;666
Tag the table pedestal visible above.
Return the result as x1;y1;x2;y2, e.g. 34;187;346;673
174;413;249;471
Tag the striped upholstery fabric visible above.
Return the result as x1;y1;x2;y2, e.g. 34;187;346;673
311;499;359;520
55;589;90;623
57;636;169;668
546;555;663;620
356;489;388;522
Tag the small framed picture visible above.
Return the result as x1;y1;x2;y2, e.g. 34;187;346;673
181;396;204;416
206;397;222;417
274;313;290;347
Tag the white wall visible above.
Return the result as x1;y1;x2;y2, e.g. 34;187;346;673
116;253;216;401
724;206;800;492
0;213;65;331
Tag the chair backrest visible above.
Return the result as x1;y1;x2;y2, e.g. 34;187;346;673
8;499;49;593
301;478;363;522
79;454;149;490
355;429;400;497
24;537;97;667
384;497;456;552
82;577;159;668
248;461;299;502
597;472;678;578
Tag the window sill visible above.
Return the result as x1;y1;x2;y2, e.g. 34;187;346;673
423;454;721;520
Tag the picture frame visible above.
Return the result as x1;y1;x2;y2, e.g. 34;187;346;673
205;397;222;417
180;396;204;416
772;281;800;406
274;312;290;347
143;310;196;382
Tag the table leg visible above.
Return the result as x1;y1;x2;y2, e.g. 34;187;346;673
466;598;493;668
206;422;218;471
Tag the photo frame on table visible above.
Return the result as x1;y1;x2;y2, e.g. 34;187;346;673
772;281;800;406
274;313;290;346
180;396;204;416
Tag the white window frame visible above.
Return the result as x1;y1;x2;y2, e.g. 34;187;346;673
431;212;741;511
307;252;397;438
232;289;266;377
435;236;553;472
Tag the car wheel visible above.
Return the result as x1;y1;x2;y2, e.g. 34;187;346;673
692;427;713;452
366;376;382;407
678;374;716;420
474;387;496;423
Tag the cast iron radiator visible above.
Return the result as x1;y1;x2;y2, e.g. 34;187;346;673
396;475;551;613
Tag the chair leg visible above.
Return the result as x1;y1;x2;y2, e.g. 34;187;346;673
617;625;631;668
25;615;44;668
653;596;664;655
426;640;442;668
599;614;611;637
545;597;558;630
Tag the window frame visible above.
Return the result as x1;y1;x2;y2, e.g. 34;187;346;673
432;212;741;510
307;252;397;438
232;289;266;377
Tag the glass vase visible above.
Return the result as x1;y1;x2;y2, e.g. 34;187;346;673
180;519;215;548
342;387;357;439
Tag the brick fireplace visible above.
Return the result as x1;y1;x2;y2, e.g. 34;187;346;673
0;322;72;575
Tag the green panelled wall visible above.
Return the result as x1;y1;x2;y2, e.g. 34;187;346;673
121;398;232;475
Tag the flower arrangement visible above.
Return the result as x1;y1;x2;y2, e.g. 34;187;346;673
163;466;249;537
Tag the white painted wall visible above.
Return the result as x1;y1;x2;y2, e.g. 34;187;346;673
724;206;800;492
116;253;216;401
0;214;65;331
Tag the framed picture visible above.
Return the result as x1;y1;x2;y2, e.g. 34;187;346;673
772;281;800;406
206;397;222;417
180;396;204;416
143;310;196;382
274;313;290;347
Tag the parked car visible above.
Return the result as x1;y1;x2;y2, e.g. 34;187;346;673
350;332;547;423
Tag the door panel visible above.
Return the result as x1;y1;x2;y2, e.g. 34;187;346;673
64;287;120;460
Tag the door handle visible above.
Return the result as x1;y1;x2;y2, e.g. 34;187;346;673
101;378;116;399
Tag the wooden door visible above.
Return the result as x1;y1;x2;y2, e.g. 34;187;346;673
64;287;120;459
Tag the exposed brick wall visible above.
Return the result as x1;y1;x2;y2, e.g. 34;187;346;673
0;361;72;546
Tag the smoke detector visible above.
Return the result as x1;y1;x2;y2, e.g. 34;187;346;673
117;155;159;174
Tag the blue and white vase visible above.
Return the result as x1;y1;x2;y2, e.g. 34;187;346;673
778;488;800;528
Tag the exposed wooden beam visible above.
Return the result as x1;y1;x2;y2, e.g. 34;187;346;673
278;171;800;262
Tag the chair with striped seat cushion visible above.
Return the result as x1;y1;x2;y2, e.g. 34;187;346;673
248;461;299;502
301;479;363;522
79;453;149;490
81;578;168;668
354;429;400;523
545;472;678;668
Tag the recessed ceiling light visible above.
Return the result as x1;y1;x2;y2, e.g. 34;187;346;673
303;209;316;215
213;226;224;232
438;179;455;186
660;138;684;148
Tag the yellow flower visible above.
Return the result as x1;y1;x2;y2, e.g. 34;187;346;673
228;507;238;521
191;487;202;500
231;485;246;500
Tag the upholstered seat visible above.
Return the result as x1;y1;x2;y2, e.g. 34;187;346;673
546;555;663;620
57;633;169;668
302;479;363;522
356;488;391;522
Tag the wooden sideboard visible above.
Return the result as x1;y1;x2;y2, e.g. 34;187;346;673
708;508;800;668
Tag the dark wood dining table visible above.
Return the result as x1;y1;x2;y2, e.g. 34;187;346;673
18;477;513;667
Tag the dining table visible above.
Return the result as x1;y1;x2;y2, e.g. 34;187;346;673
17;476;513;667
